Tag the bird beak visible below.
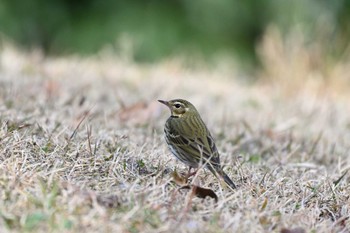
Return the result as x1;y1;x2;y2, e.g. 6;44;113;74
158;100;170;107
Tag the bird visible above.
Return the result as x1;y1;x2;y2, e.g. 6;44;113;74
158;99;236;189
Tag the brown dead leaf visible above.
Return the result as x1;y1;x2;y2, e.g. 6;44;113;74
172;171;188;186
280;227;305;233
180;185;218;202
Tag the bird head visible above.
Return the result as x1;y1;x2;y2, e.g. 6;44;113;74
158;99;197;118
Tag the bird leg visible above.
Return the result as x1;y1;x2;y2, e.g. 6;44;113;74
185;167;198;182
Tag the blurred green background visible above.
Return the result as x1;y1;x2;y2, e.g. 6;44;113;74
0;0;348;65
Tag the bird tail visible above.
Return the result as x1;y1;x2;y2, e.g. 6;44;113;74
208;165;237;190
222;171;237;189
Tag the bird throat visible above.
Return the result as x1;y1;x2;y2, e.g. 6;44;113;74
171;111;184;118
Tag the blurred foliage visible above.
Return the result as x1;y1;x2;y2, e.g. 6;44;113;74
0;0;349;64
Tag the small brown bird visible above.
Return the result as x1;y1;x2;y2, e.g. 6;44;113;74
158;99;236;189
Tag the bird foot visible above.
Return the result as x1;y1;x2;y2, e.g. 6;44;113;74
185;167;197;182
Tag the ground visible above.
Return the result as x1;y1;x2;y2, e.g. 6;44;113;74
0;36;350;233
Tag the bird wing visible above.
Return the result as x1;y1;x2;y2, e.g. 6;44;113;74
165;124;221;167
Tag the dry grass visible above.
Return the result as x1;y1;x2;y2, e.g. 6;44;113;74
1;30;350;233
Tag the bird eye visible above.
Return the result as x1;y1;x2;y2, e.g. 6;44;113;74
174;104;181;108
